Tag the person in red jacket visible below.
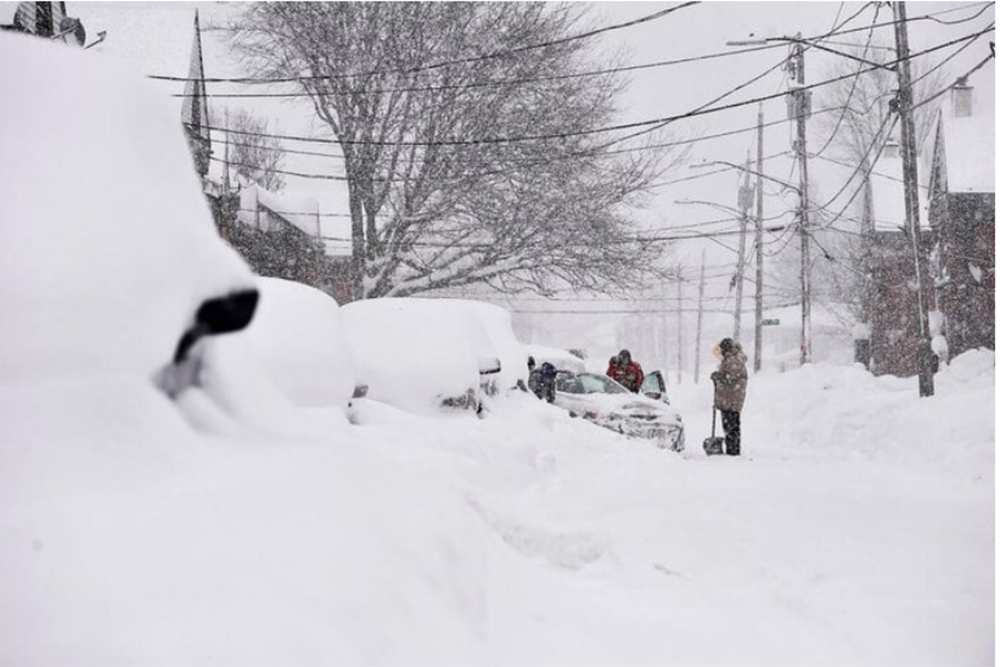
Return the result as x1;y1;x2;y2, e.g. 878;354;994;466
606;349;644;393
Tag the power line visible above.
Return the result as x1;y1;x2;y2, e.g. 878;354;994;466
911;50;996;112
152;2;975;86
182;26;993;149
923;2;994;25
208;58;820;166
168;43;787;100
813;112;895;212
152;3;701;85
810;3;883;159
208;154;349;181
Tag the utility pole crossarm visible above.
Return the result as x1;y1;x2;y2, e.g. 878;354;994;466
690;161;802;195
726;35;894;70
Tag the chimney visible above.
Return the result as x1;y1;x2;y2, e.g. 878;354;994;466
952;77;973;118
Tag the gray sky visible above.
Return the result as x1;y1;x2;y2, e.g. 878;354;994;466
64;1;995;362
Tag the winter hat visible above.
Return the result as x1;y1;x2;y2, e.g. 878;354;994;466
720;338;735;355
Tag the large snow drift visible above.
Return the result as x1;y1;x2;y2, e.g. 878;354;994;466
0;34;252;382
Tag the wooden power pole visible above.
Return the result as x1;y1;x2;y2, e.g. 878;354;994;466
676;275;683;384
695;250;707;383
791;33;813;366
893;1;935;397
754;105;765;373
733;152;753;341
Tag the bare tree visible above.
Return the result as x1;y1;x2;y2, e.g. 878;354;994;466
220;107;287;192
227;3;685;300
815;36;946;169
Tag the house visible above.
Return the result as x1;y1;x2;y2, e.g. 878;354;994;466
925;75;995;358
863;138;936;377
175;11;353;303
221;184;352;303
1;2;79;42
868;229;936;377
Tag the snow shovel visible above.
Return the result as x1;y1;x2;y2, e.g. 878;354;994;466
703;408;725;456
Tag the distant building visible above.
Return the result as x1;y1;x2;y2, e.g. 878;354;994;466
925;76;995;358
1;2;86;45
222;185;353;303
864;137;934;377
868;230;935;377
176;11;353;304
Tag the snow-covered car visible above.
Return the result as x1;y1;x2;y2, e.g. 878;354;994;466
523;344;587;375
458;300;531;394
0;33;261;426
340;298;502;416
221;277;360;412
552;371;685;451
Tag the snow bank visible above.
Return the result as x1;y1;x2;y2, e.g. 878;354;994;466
0;34;252;382
0;37;489;663
674;348;995;483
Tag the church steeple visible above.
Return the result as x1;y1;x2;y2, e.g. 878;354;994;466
181;10;211;178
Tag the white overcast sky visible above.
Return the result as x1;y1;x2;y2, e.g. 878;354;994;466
68;1;995;303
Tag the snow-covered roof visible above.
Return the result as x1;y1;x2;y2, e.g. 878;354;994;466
935;78;995;194
524;344;587;374
868;153;930;230
238;184;321;237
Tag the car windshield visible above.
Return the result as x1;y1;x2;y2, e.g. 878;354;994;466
556;372;629;395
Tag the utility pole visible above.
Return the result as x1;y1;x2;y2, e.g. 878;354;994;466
790;33;812;366
733;152;752;341
893;1;935;397
676;275;683;384
662;278;670;384
695;250;706;383
754;105;765;373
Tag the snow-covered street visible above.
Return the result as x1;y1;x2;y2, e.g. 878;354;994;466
2;7;994;665
347;351;995;666
5;348;990;665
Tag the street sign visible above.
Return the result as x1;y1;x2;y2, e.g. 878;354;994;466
762;318;781;326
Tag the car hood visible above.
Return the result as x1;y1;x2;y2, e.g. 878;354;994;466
553;391;682;425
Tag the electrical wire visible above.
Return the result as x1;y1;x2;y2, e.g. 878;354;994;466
911;50;996;112
181;26;993;149
810;3;882;159
208;154;349;180
812;112;895;213
923;2;994;26
153;3;701;85
156;0;967;87
167;43;787;100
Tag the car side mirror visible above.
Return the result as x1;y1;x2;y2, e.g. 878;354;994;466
173;289;259;363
